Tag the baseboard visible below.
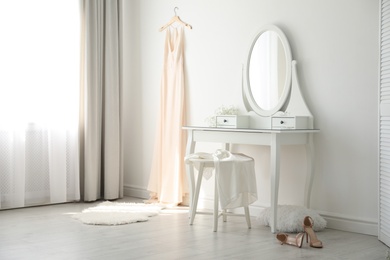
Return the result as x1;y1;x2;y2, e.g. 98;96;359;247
123;184;150;200
123;185;190;205
318;211;378;236
197;198;378;236
123;187;378;237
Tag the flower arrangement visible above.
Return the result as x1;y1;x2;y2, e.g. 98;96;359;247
205;105;239;127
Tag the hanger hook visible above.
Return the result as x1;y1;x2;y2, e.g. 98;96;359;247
174;7;178;16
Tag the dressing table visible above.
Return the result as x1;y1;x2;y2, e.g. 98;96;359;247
184;25;319;233
183;126;319;233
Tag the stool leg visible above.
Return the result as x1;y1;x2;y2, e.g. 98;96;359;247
244;206;251;229
186;162;195;219
213;175;219;232
190;163;204;225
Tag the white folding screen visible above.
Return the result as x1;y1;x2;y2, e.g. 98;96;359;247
379;0;390;247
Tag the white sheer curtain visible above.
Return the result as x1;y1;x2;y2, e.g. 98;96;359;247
0;0;80;209
79;0;123;201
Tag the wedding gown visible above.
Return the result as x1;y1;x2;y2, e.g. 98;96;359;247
147;26;188;205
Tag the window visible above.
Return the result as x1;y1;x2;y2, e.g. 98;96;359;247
0;0;80;208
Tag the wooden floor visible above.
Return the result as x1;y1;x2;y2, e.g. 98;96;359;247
0;197;388;260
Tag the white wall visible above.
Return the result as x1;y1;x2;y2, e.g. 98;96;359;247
122;0;379;235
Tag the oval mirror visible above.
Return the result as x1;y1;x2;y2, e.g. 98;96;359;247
244;25;292;116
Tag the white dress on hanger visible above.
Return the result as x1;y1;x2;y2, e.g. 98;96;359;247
147;26;188;205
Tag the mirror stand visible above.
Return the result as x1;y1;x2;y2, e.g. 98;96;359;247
242;24;314;129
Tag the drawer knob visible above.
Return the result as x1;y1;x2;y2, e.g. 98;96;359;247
280;121;284;124
224;119;227;123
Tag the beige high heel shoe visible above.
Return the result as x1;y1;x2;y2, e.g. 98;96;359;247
276;233;305;248
303;216;323;248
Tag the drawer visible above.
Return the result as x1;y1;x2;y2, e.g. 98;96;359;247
271;116;309;129
216;115;249;128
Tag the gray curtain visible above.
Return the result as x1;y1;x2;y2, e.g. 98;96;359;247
79;0;123;201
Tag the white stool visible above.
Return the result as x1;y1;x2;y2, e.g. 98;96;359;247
185;151;258;232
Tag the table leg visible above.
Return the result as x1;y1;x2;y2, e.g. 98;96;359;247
270;133;280;233
304;133;315;208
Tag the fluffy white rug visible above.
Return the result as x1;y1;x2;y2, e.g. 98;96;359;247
72;201;165;225
258;205;327;232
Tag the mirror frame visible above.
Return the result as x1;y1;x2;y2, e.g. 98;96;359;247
244;24;292;117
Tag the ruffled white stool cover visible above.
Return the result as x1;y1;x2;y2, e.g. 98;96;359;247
185;150;258;231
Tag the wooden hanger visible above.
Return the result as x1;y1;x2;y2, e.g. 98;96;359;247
159;7;192;32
